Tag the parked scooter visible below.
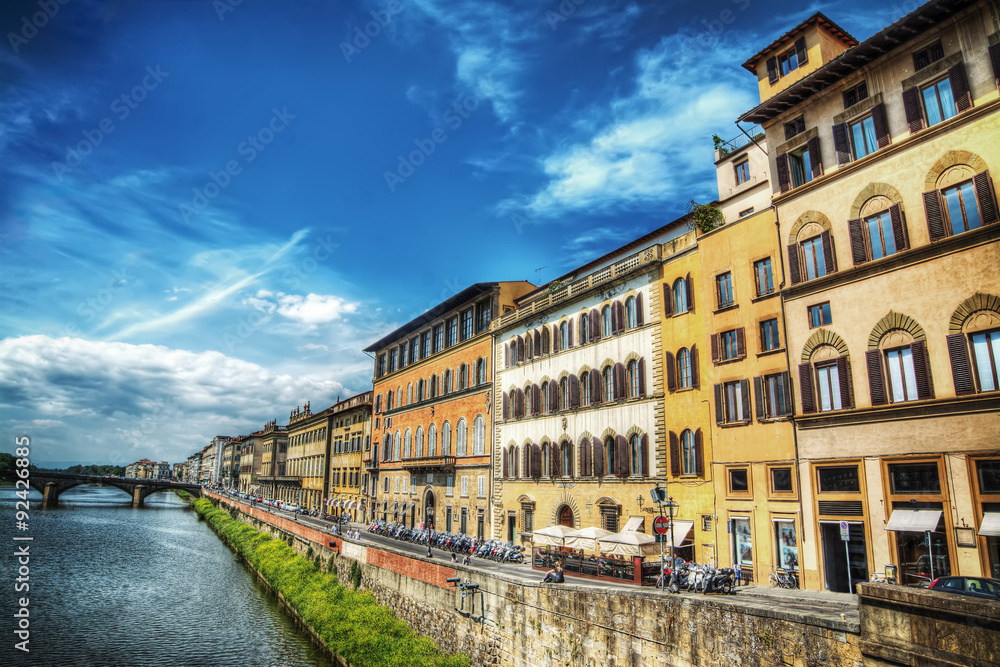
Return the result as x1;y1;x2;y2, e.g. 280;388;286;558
701;567;736;594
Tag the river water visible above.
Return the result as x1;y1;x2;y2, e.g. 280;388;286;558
2;485;334;667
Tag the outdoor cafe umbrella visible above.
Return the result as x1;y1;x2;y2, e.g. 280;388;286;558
531;524;576;547
597;530;660;557
564;526;614;552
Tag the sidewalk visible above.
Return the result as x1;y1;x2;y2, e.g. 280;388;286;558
732;583;858;611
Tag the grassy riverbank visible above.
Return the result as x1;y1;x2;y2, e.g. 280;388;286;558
192;498;469;667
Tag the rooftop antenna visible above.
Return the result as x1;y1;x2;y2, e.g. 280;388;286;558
534;266;548;284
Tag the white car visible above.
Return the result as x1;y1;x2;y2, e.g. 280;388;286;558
283;504;300;512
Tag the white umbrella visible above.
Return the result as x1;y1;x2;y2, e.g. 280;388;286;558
531;524;576;547
598;531;660;557
564;526;614;552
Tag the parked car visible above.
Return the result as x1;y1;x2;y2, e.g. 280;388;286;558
929;576;1000;601
283;503;300;512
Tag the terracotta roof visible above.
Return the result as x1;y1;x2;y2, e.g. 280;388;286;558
739;0;978;124
742;11;857;72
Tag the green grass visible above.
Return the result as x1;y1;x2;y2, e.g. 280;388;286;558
193;498;469;667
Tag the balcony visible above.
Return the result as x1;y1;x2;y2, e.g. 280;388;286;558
256;475;301;484
402;456;456;473
363;458;378;472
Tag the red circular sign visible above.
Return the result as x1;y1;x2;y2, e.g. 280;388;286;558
653;516;669;535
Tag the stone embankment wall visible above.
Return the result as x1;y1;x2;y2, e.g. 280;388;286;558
206;492;860;666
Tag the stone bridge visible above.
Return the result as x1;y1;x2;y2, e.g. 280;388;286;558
29;471;202;508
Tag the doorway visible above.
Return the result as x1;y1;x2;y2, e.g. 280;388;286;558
507;511;516;543
423;489;435;530
558;505;574;527
820;521;868;593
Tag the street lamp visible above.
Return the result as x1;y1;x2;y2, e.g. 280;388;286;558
650;486;679;593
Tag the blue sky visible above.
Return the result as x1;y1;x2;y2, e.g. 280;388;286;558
0;0;895;467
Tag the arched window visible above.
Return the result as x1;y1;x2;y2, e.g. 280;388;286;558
625;296;637;329
627;360;639;398
580;371;591;406
382;434;391;462
560;322;568;349
630;434;642;476
601;306;612;337
473;416;485;455
603;366;614;402
404;429;412;459
673;278;688;314
560;377;569;410
415;426;424;458
477;358;487;385
604;437;615;476
428;424;437;456
541;382;550;414
417;379;425;402
441;422;452;455
407;383;413;405
459;364;468;390
681;430;696;475
541;442;549;477
444;369;452;393
456;418;467;456
392;430;401;460
375;394;381;413
562;442;573;478
430;374;438;398
525;334;533;360
580;312;590;344
677;348;692;388
524;384;532;415
509;446;518;478
541;327;550;355
386;390;393;410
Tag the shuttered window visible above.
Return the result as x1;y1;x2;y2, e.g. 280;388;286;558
603;367;614;402
970;330;1000;392
677;348;692;389
681;430;696;475
716;272;734;308
715;379;751;424
903;62;971;134
925;171;998;242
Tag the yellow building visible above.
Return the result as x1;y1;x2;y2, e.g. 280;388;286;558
258;419;289;502
739;0;1000;589
327;391;373;521
286;402;330;510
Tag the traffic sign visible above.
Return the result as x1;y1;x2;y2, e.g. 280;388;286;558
653;515;670;535
840;521;850;541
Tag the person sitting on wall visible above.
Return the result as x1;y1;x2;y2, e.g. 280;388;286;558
451;552;458;564
541;563;564;584
462;554;472;566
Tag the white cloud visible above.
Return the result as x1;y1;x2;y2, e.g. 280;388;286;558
275;293;360;326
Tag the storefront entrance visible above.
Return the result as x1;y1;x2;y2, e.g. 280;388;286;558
820;521;868;593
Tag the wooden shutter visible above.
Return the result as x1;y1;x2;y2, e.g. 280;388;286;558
694;429;704;478
991;43;1000;91
902;87;924;134
638;358;646;397
753;376;765;421
515;388;524;418
549;379;559;413
735;327;746;359
669;431;680;477
795;36;808;64
973;171;999;225
690;345;700;389
766;57;778;84
613;363;626;400
533;329;541;354
580;439;590;476
872;103;890;148
590;308;600;341
889;203;909;251
665;351;677;392
531;384;540;415
833;123;851;166
740;378;752;423
551;444;560;478
821;229;835;274
531;444;541;479
787;243;802;285
713;383;724;425
663;283;673;317
847;218;868;265
615;436;628;477
799;363;816;414
807;135;823;178
923;190;946;241
591;371;602;405
776;153;791;193
947;333;975;396
911;340;934;400
711;333;721;363
592;438;603;477
949;61;972;113
636;292;644;326
779;371;792;417
502;448;508;477
567;319;574;348
866;349;887;406
613;301;625;334
517;336;524;362
836;356;854;409
640;435;649;477
570;374;580;408
503;392;509;420
686;272;694;311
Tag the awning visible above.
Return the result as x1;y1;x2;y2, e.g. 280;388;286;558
885;509;942;532
622;516;644;533
378;501;387;511
346;500;356;510
389;501;399;512
979;512;1000;536
531;525;575;546
402;502;414;514
564;526;614;551
667;520;695;548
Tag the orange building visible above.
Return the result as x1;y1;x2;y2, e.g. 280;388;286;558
365;282;533;537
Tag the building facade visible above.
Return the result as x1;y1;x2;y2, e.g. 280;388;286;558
286;402;331;510
366;282;534;537
258;419;289;501
327;391;373;522
740;0;1000;589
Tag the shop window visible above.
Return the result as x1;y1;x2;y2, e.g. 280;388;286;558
774;520;799;572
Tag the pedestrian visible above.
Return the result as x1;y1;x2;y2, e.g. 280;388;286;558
541;563;564;583
451;552;458;564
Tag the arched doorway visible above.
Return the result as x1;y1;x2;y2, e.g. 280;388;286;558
558;505;574;527
423;488;436;530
